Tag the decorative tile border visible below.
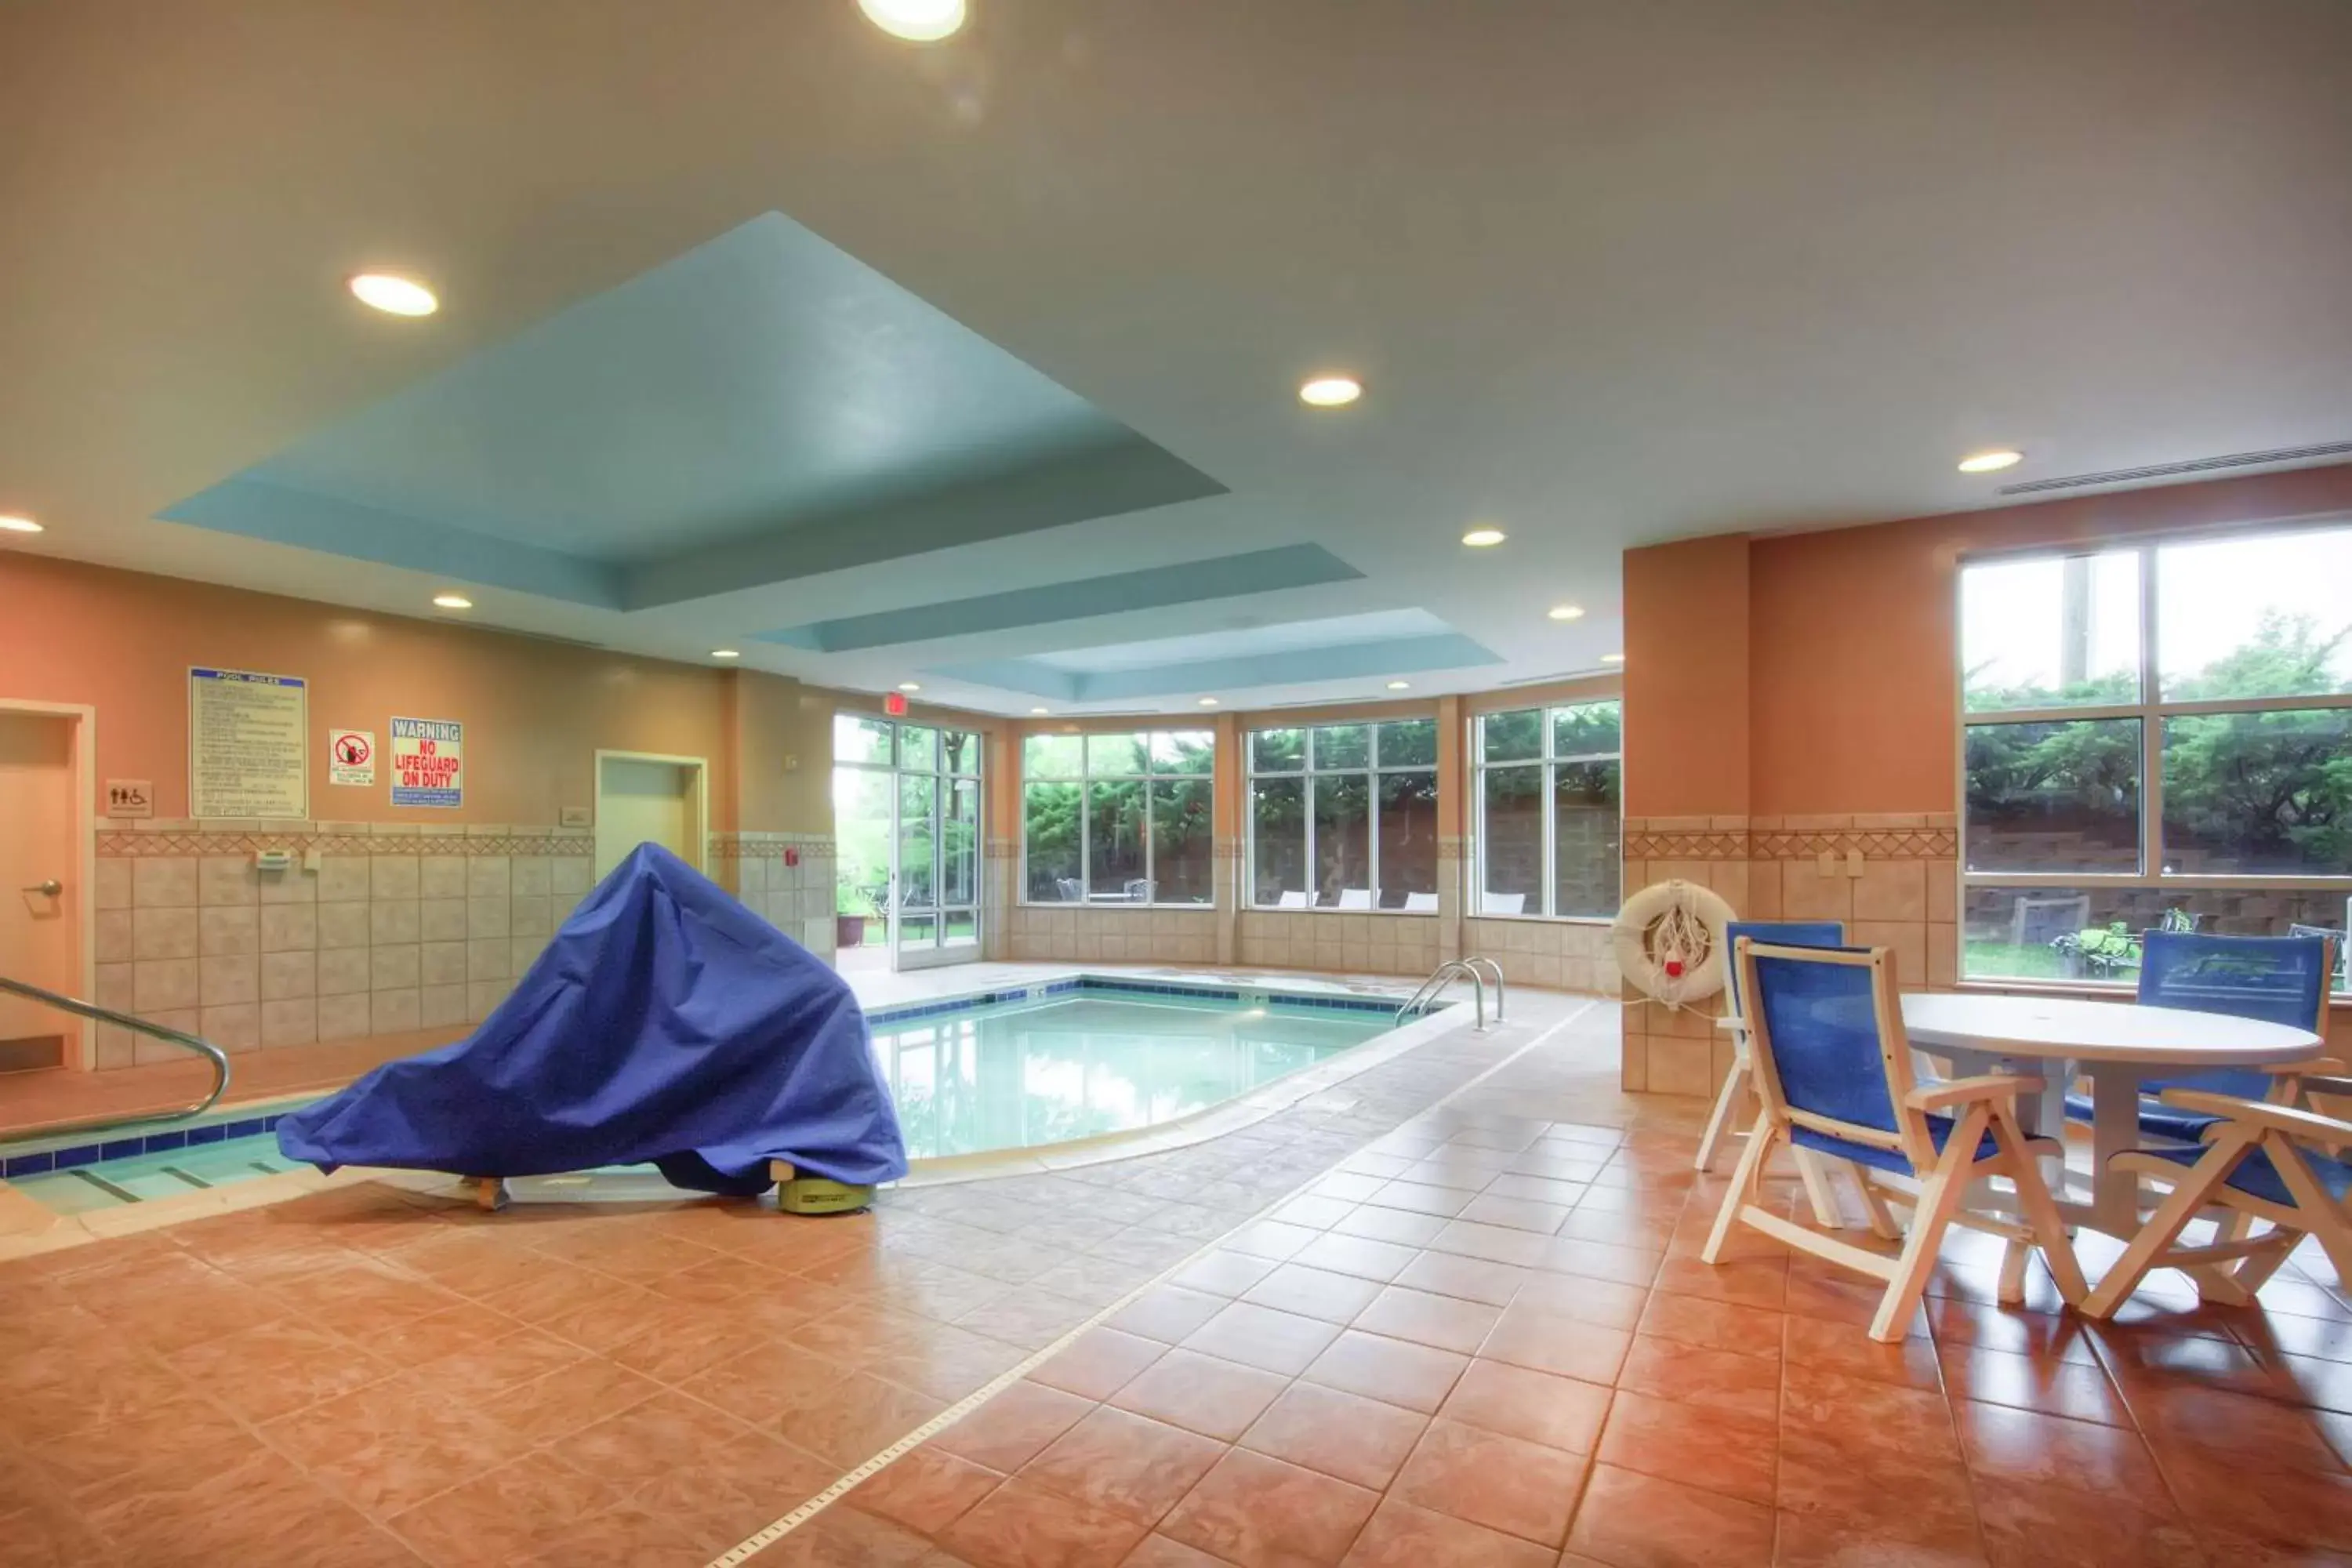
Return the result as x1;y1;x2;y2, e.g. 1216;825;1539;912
709;832;835;862
1751;828;1958;860
1620;830;1749;861
98;828;593;858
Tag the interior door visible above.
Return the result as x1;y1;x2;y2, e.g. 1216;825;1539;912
593;756;704;880
0;712;80;1068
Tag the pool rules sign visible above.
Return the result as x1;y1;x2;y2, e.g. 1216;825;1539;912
389;717;465;808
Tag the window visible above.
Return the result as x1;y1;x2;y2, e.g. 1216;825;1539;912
1961;525;2352;988
1022;730;1213;905
1472;701;1622;918
1247;720;1439;909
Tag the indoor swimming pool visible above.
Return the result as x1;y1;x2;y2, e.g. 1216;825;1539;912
0;979;1403;1210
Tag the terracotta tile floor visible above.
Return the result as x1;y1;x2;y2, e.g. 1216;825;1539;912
8;996;2352;1565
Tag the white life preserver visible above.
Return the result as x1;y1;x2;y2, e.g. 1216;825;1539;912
1612;880;1737;1011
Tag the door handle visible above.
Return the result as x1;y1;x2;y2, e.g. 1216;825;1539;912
22;880;62;897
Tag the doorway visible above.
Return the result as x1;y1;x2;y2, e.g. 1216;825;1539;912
832;714;981;974
0;702;95;1070
593;752;708;880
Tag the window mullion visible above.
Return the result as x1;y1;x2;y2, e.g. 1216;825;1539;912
1367;765;1381;908
2139;542;2162;879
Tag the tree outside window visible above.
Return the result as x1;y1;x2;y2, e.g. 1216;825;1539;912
1960;526;2352;987
1247;720;1439;909
1023;731;1214;905
1473;701;1621;918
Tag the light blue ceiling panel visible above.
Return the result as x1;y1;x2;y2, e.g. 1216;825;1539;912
932;627;1503;702
158;212;1224;607
755;545;1363;652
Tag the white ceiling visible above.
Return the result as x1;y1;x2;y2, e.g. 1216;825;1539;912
4;0;2350;715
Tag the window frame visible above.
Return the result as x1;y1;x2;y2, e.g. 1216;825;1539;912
1470;699;1624;922
1018;729;1214;908
1957;524;2352;986
1243;719;1440;913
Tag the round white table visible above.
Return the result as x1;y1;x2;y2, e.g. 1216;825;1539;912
1900;992;2325;1237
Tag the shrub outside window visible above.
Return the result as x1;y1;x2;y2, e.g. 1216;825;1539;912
1022;731;1214;905
1247;720;1439;909
1473;701;1622;919
1960;525;2352;989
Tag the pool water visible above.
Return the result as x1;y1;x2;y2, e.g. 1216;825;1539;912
2;988;1393;1211
873;992;1388;1159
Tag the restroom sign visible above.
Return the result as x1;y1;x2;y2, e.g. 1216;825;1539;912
389;717;464;808
328;729;376;787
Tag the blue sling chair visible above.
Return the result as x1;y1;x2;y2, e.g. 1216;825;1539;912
1701;939;2087;1343
2082;933;2343;1316
2063;931;2339;1145
1697;921;1851;1229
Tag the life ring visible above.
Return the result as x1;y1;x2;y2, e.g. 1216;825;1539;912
1612;880;1736;1010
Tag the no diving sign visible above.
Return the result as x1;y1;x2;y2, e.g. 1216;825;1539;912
328;728;376;787
390;717;464;808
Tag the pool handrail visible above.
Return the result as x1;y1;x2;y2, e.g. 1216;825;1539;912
1398;959;1489;1032
0;973;233;1143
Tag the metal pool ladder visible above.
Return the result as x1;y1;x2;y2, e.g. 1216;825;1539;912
0;973;233;1142
1397;956;1505;1031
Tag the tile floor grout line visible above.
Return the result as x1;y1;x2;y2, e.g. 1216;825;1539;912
706;996;1600;1567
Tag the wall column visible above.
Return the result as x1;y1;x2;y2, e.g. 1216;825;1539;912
1621;534;1753;1094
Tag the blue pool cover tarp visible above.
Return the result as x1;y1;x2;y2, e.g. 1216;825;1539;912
277;844;907;1195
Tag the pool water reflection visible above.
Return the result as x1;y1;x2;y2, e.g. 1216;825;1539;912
870;993;1389;1159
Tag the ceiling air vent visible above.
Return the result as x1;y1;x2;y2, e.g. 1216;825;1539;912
1998;440;2352;496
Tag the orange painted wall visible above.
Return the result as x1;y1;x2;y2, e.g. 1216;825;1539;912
1746;463;2352;816
0;554;742;827
1623;533;1749;818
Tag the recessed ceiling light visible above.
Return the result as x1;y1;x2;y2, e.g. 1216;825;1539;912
1547;604;1585;622
431;593;472;609
898;683;923;694
857;0;966;42
1601;652;1625;664
0;514;42;534
1386;681;1411;691
1957;448;2024;474
1461;528;1507;548
1197;697;1220;707
1030;707;1051;716
710;649;740;659
1298;375;1363;408
349;273;439;317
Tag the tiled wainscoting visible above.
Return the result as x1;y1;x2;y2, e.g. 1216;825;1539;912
708;832;837;966
90;823;835;1069
1617;814;1959;1095
1001;906;1222;964
1237;912;1441;978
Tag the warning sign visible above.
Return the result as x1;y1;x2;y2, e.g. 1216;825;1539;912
328;729;376;787
389;717;464;808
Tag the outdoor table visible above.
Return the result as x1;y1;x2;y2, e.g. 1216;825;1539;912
1900;992;2325;1239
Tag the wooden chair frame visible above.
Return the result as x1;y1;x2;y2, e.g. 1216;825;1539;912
1700;940;2089;1342
2085;1090;2352;1318
2094;935;2342;1301
1697;1014;1854;1232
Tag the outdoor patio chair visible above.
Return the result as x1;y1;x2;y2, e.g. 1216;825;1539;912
1403;892;1439;913
1123;878;1156;902
2084;1087;2352;1317
1701;939;2087;1342
1697;921;1850;1229
2063;931;2339;1145
1054;877;1083;902
1481;892;1526;915
1276;890;1308;909
1337;888;1373;909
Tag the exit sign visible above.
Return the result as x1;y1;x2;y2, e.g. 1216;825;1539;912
884;691;908;717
